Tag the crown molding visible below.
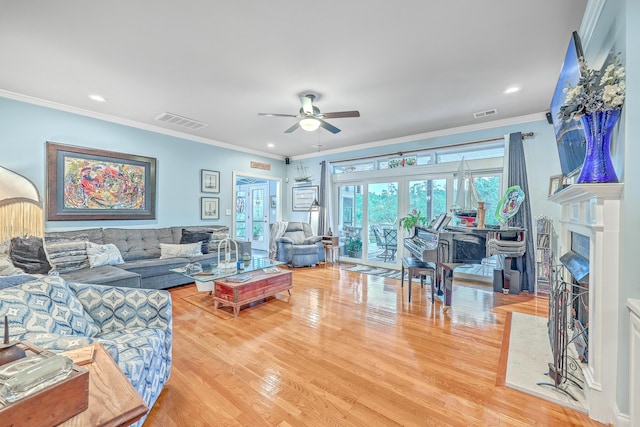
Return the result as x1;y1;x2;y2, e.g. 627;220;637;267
0;89;285;161
579;0;607;49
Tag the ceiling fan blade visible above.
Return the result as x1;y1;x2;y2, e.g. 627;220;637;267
258;113;299;117
322;110;360;119
284;122;300;133
319;119;341;134
300;95;314;115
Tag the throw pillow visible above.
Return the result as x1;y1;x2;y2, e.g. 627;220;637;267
0;275;100;338
180;229;213;254
44;234;90;274
86;242;125;268
9;236;51;275
159;242;202;259
208;232;229;253
0;240;25;276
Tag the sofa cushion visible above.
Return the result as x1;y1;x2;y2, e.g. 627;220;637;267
103;228;174;261
179;229;213;254
283;230;306;245
0;240;25;276
119;257;190;279
17;332;97;352
86;242;125;268
44;234;90;273
61;265;141;288
97;327;167;411
159;242;202;259
171;226;230;254
0;275;99;338
45;228;104;245
97;328;165;387
9;236;51;274
0;274;37;290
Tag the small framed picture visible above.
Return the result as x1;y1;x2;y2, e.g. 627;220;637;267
548;174;563;196
292;185;319;211
270;195;277;209
201;197;219;220
201;170;220;193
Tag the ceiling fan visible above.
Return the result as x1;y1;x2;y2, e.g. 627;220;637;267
259;94;360;134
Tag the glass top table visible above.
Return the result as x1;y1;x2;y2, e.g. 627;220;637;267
171;257;285;291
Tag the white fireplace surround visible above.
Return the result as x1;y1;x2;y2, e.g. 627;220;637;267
549;183;623;423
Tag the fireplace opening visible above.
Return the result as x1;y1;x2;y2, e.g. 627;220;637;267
559;232;590;363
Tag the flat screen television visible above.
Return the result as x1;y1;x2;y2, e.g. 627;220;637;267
549;31;586;177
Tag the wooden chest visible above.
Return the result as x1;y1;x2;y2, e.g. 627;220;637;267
213;269;292;317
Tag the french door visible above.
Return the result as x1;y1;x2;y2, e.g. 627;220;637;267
335;176;450;268
233;172;282;254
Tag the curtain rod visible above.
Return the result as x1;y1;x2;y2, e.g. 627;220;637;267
328;132;534;165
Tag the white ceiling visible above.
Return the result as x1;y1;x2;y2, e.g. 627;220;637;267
0;1;587;159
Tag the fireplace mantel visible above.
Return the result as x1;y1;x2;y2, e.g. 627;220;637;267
550;182;623;423
549;183;623;204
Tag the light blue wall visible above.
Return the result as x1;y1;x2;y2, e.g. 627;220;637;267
284;118;562;226
0;97;286;231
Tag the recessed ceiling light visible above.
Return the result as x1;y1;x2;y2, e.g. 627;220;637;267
503;87;520;94
267;143;275;148
311;144;325;148
88;94;107;102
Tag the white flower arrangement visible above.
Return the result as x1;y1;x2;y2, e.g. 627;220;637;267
558;56;625;122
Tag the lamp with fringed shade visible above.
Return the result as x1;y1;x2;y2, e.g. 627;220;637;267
0;166;43;242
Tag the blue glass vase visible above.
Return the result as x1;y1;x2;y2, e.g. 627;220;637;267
576;109;620;183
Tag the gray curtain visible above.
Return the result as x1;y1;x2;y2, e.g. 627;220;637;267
318;161;327;235
507;132;535;293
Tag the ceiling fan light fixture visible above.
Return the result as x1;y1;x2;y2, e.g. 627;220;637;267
299;118;320;132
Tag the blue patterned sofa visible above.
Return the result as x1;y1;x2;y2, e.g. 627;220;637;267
0;274;172;427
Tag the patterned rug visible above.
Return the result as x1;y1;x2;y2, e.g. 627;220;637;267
340;264;406;280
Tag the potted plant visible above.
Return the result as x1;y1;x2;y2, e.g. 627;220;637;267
345;235;363;258
399;209;427;234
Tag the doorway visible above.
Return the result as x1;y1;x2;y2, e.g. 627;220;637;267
233;172;281;255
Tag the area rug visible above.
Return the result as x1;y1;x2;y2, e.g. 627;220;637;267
182;292;218;315
340;263;406;280
504;312;587;412
340;263;493;284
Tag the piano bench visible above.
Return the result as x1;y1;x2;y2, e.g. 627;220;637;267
401;257;436;303
436;262;465;311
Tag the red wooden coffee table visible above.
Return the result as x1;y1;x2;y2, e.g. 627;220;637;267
213;269;292;317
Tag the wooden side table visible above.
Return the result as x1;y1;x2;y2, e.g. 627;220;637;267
61;343;148;427
321;236;340;265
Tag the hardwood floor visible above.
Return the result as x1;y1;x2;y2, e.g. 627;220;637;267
144;266;604;427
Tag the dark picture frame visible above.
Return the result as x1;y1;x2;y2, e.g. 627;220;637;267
201;169;220;193
292;185;319;211
46;142;156;221
201;197;219;220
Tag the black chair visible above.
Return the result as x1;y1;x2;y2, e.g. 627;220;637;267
383;229;398;261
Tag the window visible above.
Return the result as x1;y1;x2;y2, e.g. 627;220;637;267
408;179;447;223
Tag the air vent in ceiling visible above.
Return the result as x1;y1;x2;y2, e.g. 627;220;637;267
473;109;498;119
155;112;208;130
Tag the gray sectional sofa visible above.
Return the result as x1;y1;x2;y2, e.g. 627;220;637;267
44;226;251;289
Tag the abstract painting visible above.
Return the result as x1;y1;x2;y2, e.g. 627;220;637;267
46;142;156;220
